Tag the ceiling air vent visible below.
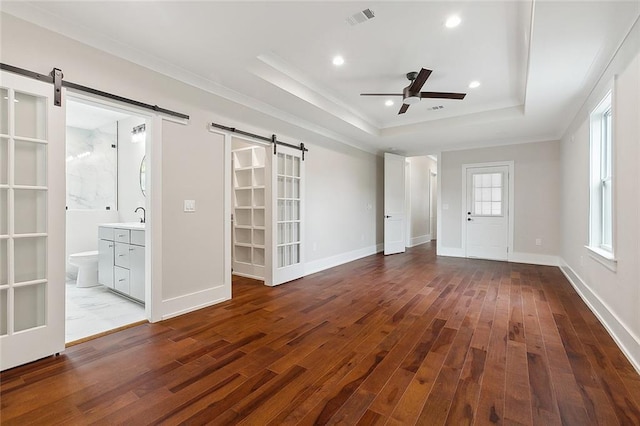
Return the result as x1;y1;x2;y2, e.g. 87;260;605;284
346;8;375;26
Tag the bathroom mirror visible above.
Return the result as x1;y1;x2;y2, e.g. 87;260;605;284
139;155;146;196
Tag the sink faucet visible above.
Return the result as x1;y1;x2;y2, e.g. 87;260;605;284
135;207;146;223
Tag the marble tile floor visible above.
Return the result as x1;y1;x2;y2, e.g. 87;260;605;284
66;280;146;343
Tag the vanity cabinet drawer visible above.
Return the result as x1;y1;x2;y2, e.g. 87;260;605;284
114;243;130;268
98;239;114;288
131;230;145;246
99;226;115;241
114;266;130;295
115;229;130;244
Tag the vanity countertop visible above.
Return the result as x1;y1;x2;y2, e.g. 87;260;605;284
99;222;146;230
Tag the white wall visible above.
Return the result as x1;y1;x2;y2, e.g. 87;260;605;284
1;13;383;318
406;156;437;247
559;17;640;372
304;139;382;274
439;140;561;264
117;116;146;223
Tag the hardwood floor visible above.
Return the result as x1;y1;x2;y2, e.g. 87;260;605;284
2;243;640;425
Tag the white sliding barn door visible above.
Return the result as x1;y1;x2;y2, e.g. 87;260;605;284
0;72;66;370
268;145;304;286
384;153;406;255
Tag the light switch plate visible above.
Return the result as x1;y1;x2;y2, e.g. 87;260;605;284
184;200;196;212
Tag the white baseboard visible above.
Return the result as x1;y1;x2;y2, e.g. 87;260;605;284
408;234;431;248
304;243;383;276
437;247;559;267
559;259;640;374
509;252;559;266
161;285;230;320
436;246;465;258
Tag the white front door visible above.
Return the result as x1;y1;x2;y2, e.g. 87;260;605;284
465;165;509;260
269;145;304;286
384;153;406;255
0;71;66;370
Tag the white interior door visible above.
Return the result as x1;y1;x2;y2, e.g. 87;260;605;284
384;152;406;255
0;71;66;370
269;145;304;286
465;165;509;260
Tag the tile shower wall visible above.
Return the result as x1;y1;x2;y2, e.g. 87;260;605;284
66;124;117;210
65;123;119;277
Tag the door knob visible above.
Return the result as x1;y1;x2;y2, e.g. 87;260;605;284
467;218;472;221
384;215;391;218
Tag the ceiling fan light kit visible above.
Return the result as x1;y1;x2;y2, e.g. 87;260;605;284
361;68;467;114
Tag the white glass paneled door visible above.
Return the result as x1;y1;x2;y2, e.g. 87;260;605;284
0;72;65;370
270;145;304;286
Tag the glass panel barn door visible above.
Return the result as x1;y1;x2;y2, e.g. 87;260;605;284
269;145;304;286
0;72;65;371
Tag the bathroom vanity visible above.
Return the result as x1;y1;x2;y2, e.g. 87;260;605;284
98;223;145;304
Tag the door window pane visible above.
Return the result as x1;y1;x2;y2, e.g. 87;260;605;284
0;137;8;184
0;288;7;335
0;88;8;135
293;157;300;177
14;283;46;332
0;239;7;285
472;172;503;216
14;91;46;140
14;237;46;283
14;189;47;234
15;140;47;187
0;189;7;235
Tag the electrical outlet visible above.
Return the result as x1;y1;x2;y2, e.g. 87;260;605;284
184;200;196;212
535;238;542;246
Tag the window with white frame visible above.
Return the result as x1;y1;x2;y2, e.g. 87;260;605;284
589;91;614;258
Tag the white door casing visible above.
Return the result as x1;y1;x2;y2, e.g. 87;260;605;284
430;171;437;240
384;152;406;255
463;163;513;261
0;71;66;370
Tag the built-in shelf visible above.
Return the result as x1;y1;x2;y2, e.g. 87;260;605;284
232;144;266;279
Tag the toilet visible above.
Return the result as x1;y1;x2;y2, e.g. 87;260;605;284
69;251;100;288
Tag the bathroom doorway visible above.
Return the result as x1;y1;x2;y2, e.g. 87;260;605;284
65;98;149;343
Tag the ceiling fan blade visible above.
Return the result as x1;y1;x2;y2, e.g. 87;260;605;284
398;104;410;114
408;68;432;93
360;93;404;96
420;92;467;100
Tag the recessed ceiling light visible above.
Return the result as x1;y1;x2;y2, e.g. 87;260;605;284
332;55;345;66
385;100;394;107
445;15;461;28
468;80;481;89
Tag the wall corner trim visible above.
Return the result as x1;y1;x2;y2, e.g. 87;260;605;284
559;258;640;375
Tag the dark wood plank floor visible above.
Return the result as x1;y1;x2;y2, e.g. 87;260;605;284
2;243;640;425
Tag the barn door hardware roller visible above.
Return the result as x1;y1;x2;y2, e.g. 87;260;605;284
209;122;309;160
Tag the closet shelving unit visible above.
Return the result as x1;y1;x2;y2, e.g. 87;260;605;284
232;145;265;280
